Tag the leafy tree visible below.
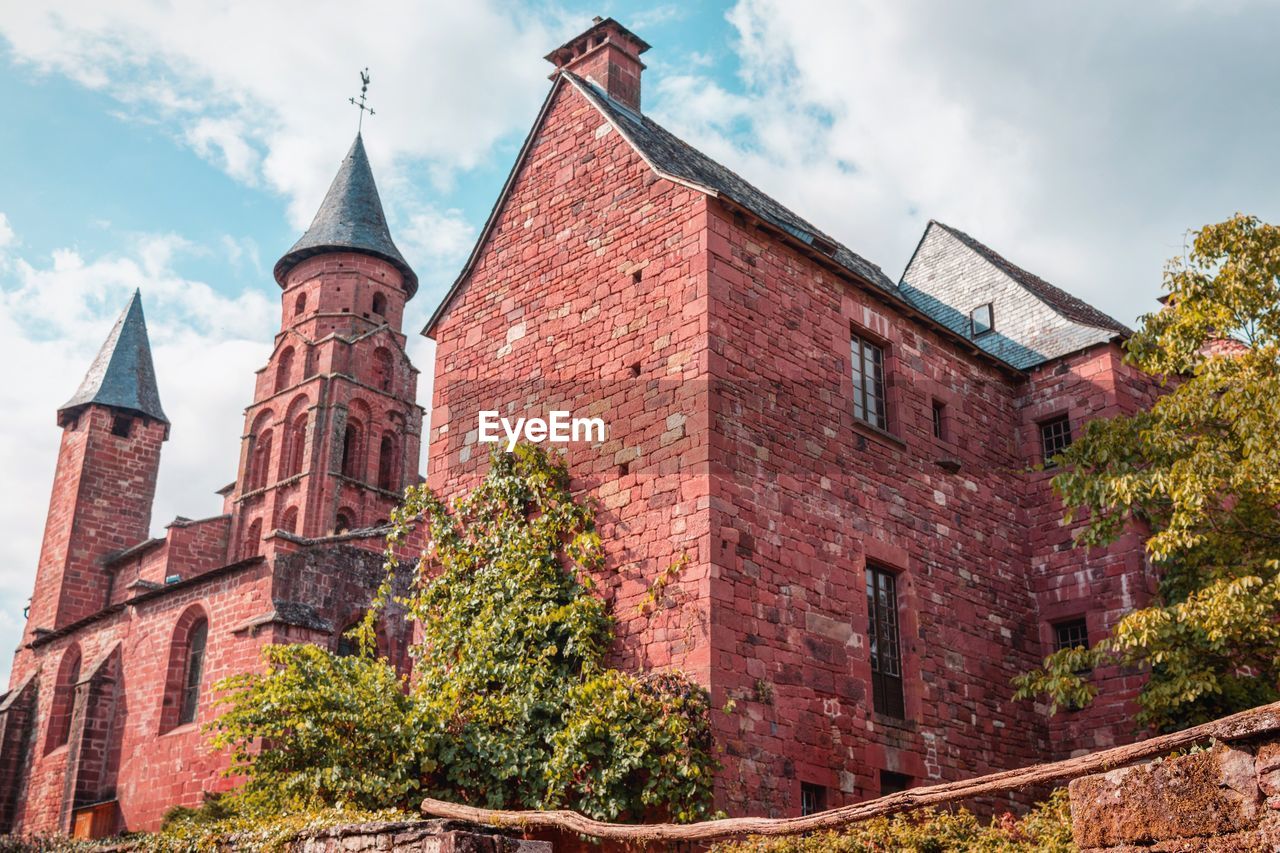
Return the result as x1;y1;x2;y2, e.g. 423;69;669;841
1014;214;1280;732
209;444;717;822
209;643;419;812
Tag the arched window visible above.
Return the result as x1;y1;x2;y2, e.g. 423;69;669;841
249;430;273;491
335;511;353;534
45;645;81;753
280;506;299;534
243;518;263;558
377;433;397;491
373;347;393;392
275;347;294;394
341;423;362;480
281;413;307;478
162;608;209;731
294;291;307;316
179;620;208;725
371;291;387;317
335;620;362;657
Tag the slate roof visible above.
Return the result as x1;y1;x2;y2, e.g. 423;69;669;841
930;221;1131;336
275;133;417;296
569;74;896;291
59;290;168;426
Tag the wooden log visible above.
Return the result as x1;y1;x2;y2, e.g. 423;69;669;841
421;699;1280;842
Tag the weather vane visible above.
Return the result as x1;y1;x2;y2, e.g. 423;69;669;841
349;68;375;132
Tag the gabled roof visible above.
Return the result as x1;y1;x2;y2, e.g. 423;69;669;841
571;75;895;292
423;72;897;336
930;221;1131;336
275;133;417;296
59;290;168;426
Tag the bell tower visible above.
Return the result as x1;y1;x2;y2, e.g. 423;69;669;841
228;134;422;557
26;291;169;635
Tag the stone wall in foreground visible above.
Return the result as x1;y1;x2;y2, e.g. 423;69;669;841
1070;741;1280;851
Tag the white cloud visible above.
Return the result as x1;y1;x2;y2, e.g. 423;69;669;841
0;0;565;228
0;230;276;685
0;213;15;249
651;0;1280;326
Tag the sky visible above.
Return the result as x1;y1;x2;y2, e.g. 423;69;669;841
3;0;1280;684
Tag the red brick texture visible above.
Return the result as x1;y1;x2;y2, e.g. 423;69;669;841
428;77;1161;818
2;242;423;835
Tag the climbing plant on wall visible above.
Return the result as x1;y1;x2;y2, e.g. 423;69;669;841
210;444;717;822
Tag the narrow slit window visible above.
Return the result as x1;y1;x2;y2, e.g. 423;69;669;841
851;333;887;430
867;564;906;719
931;400;946;440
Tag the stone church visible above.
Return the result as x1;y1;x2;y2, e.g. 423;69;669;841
0;17;1159;839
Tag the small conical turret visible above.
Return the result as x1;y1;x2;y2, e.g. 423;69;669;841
273;134;417;295
58;289;168;428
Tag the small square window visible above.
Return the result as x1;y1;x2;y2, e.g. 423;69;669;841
970;303;994;337
800;782;827;816
111;415;133;438
880;770;912;796
1040;415;1073;465
1054;617;1089;652
931;400;946;440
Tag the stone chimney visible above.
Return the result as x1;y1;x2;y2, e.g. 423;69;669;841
546;17;650;112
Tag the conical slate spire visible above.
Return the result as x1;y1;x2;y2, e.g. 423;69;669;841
273;133;417;295
58;290;169;426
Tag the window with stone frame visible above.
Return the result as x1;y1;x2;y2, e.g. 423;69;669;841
1039;415;1073;466
1054;617;1090;652
851;332;888;430
800;782;827;816
880;770;912;795
178;619;208;725
866;563;906;718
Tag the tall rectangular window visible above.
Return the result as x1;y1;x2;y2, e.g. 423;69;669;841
931;399;946;440
179;620;208;725
1040;415;1073;465
867;564;905;718
851;333;887;430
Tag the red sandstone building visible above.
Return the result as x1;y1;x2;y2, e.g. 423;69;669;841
1;17;1159;838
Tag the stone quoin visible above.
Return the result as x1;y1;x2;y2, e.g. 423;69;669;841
1;16;1160;838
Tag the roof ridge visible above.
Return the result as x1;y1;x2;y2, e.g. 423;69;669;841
930;221;1131;335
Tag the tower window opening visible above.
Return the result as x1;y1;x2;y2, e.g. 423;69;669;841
371;291;387;317
378;433;397;491
335;512;353;534
341;424;362;479
111;415;133;438
294;292;306;316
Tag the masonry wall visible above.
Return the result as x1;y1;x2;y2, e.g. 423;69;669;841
702;202;1053;816
427;81;714;682
1020;345;1161;758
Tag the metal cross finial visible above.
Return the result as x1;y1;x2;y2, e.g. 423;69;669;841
349;67;375;132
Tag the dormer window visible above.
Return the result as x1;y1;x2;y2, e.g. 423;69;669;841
970;303;994;337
